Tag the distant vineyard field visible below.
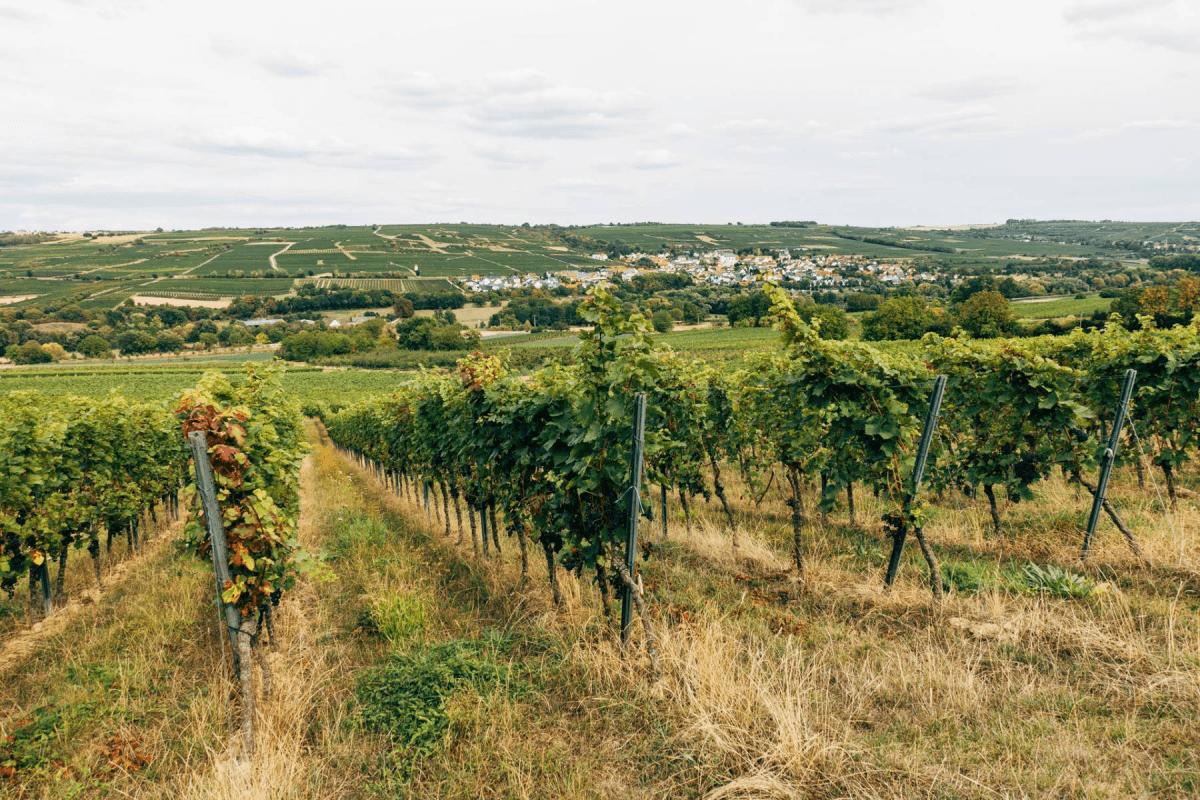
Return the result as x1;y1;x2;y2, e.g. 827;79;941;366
0;220;1180;311
0;362;402;403
299;277;457;293
151;277;296;296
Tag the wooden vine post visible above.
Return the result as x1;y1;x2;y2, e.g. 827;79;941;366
187;429;257;755
884;374;947;594
1081;368;1136;560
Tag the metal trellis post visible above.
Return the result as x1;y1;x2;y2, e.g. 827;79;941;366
620;393;647;646
187;430;244;667
885;374;947;586
1081;368;1136;559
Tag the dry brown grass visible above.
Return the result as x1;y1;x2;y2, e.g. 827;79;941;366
160;444;392;800
3;433;1196;799
340;456;1200;798
0;514;229;799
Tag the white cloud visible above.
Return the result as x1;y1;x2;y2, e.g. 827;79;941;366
471;85;645;138
719;118;786;136
1063;0;1171;24
257;52;330;78
474;144;545;167
795;0;925;14
1122;119;1200;131
1064;0;1200;54
555;177;616;192
0;5;40;21
181;128;435;169
482;69;553;94
917;76;1022;103
879;105;1001;137
384;71;463;109
1057;118;1200;142
184;128;347;159
1;0;1198;227
384;69;645;138
632;149;682;170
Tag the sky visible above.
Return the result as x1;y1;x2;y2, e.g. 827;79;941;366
1;0;1198;230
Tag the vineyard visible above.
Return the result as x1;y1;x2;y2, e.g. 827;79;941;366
0;289;1198;797
0;393;186;620
323;287;1199;609
0;366;309;770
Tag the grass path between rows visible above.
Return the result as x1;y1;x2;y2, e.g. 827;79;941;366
0;428;686;799
3;426;1198;798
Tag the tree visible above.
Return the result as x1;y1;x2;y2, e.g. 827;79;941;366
7;341;52;364
955;291;1017;338
650;309;674;333
279;330;354;360
679;300;707;325
115;330;158;356
78;334;112;359
862;296;943;341
796;301;849;340
42;342;67;362
430;326;478;350
393;296;415;318
187;319;218;342
726;290;773;326
155;332;185;353
219;325;254;347
844;292;881;312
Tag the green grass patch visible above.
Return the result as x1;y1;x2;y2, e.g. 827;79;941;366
1011;293;1112;319
355;634;519;782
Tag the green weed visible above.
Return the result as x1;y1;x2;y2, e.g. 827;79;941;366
355;634;516;782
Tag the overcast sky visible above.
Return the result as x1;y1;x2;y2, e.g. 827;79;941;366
1;0;1198;230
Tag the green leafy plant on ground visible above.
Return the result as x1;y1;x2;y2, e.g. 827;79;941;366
355;634;516;782
1018;562;1096;599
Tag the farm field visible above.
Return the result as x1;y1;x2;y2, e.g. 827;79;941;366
0;362;404;404
997;220;1200;249
1012;292;1113;319
301;276;458;293
565;222;1119;260
143;277;296;296
0;220;1164;310
482;324;782;352
1;306;1199;798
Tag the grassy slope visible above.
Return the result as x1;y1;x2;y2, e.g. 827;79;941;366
1012;292;1113;319
2;428;1197;798
339;455;1200;798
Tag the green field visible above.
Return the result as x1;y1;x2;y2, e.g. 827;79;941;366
140;277;296;296
485;325;782;353
0;220;1182;310
0;362;404;404
1011;293;1113;319
303;277;457;293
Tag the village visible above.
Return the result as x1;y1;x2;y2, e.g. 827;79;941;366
459;247;939;294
